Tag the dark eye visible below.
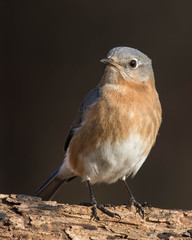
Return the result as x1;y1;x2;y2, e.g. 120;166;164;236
129;59;138;69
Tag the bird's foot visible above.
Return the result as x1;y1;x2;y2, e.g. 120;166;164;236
127;197;150;218
142;201;151;207
97;204;120;219
90;198;120;220
79;202;92;206
80;202;115;208
102;203;116;209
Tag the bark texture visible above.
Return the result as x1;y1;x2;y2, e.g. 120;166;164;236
0;194;191;239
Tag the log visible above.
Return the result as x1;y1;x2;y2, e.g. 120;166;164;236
0;194;191;239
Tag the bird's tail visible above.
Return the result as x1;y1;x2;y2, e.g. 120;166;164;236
33;166;76;200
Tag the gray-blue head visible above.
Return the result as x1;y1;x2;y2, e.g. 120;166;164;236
101;47;154;83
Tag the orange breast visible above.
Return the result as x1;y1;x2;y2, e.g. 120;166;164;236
68;79;162;178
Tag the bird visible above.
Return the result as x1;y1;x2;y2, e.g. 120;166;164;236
33;46;162;220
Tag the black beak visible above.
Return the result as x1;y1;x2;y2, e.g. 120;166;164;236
100;58;121;69
100;58;113;64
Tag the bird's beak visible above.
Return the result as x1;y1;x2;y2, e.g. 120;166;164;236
100;58;119;68
101;58;123;71
100;58;113;64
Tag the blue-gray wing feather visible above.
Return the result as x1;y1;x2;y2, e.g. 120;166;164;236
34;85;100;200
64;85;100;151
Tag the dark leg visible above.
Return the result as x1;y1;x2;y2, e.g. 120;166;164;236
87;180;99;220
122;180;148;218
87;180;120;220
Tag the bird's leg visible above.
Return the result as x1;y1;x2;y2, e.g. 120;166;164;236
87;180;120;220
122;180;149;218
87;180;99;220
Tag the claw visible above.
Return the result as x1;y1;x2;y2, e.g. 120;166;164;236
90;203;121;220
142;201;151;207
102;203;116;209
128;196;145;218
91;204;100;221
97;204;121;219
87;180;121;220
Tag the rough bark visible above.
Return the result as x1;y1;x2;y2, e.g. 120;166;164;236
0;194;191;239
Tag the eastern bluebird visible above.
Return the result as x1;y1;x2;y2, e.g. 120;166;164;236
34;46;162;220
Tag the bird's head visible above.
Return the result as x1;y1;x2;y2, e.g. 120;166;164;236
101;47;154;84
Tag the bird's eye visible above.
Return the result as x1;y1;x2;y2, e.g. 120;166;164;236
129;59;138;69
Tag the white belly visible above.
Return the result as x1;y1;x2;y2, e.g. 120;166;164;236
82;133;149;184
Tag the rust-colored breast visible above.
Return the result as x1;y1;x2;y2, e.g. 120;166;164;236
68;78;162;178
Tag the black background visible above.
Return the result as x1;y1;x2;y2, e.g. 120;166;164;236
1;0;192;210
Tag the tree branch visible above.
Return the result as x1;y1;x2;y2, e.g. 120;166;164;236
0;194;191;239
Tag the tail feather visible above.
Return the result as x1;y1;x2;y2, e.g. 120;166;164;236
33;166;76;200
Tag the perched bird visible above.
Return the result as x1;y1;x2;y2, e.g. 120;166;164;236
34;46;162;220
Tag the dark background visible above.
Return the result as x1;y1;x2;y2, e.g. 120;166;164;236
1;0;192;210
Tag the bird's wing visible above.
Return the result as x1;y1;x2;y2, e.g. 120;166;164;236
64;85;100;151
33;86;100;200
